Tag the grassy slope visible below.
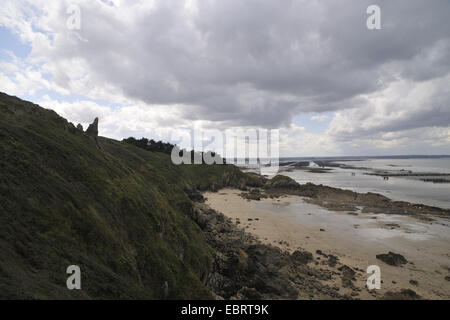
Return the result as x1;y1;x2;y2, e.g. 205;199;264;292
0;92;249;299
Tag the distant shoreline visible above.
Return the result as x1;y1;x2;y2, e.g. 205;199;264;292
267;157;450;210
279;155;450;162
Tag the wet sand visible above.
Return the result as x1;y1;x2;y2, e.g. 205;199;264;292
204;189;450;299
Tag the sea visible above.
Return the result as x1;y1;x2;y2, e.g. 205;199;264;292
242;156;450;209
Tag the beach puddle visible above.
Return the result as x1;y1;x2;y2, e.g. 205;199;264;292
252;199;450;243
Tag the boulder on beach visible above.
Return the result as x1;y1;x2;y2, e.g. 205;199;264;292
409;280;418;286
376;251;408;266
291;250;313;264
327;255;338;267
338;265;356;288
382;289;421;300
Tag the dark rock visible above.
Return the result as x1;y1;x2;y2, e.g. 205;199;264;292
338;265;356;288
327;255;338;267
76;123;83;131
184;188;204;202
67;122;78;133
376;252;408;266
85;117;101;149
85;117;99;137
240;189;267;201
291;250;313;264
382;289;421;300
316;250;328;258
385;223;400;229
409;280;418;286
264;175;300;189
445;276;450;282
193;202;346;300
292;161;310;167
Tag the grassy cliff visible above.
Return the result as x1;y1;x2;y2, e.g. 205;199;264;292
0;92;252;299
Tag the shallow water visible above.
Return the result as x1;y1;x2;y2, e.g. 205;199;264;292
336;158;450;174
282;158;450;209
206;190;450;299
253;199;450;244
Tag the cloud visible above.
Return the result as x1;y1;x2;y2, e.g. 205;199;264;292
328;74;450;140
1;0;450;155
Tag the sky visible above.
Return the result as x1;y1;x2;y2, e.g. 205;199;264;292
0;0;449;157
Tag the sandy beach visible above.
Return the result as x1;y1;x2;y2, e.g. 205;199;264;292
204;188;450;299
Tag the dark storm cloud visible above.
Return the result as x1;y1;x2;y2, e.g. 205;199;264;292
48;0;450;130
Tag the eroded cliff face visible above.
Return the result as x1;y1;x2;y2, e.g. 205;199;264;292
0;93;217;299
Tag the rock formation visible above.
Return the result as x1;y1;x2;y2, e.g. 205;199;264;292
376;252;408;266
85;117;100;149
85;117;99;137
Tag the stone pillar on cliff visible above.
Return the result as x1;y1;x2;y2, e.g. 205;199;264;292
85;117;99;137
85;117;100;149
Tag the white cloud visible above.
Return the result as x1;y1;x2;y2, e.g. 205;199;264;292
328;74;450;140
1;0;450;156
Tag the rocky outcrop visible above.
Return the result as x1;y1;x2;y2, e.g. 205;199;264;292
291;250;313;265
85;118;100;149
190;202;343;300
338;265;356;288
240;188;268;201
409;280;418;286
376;252;408;266
85;117;99;137
382;289;421;300
245;173;450;219
264;175;300;189
184;187;204;202
327;255;338;267
76;123;83;131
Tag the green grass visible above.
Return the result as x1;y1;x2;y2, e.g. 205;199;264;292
0;92;253;299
